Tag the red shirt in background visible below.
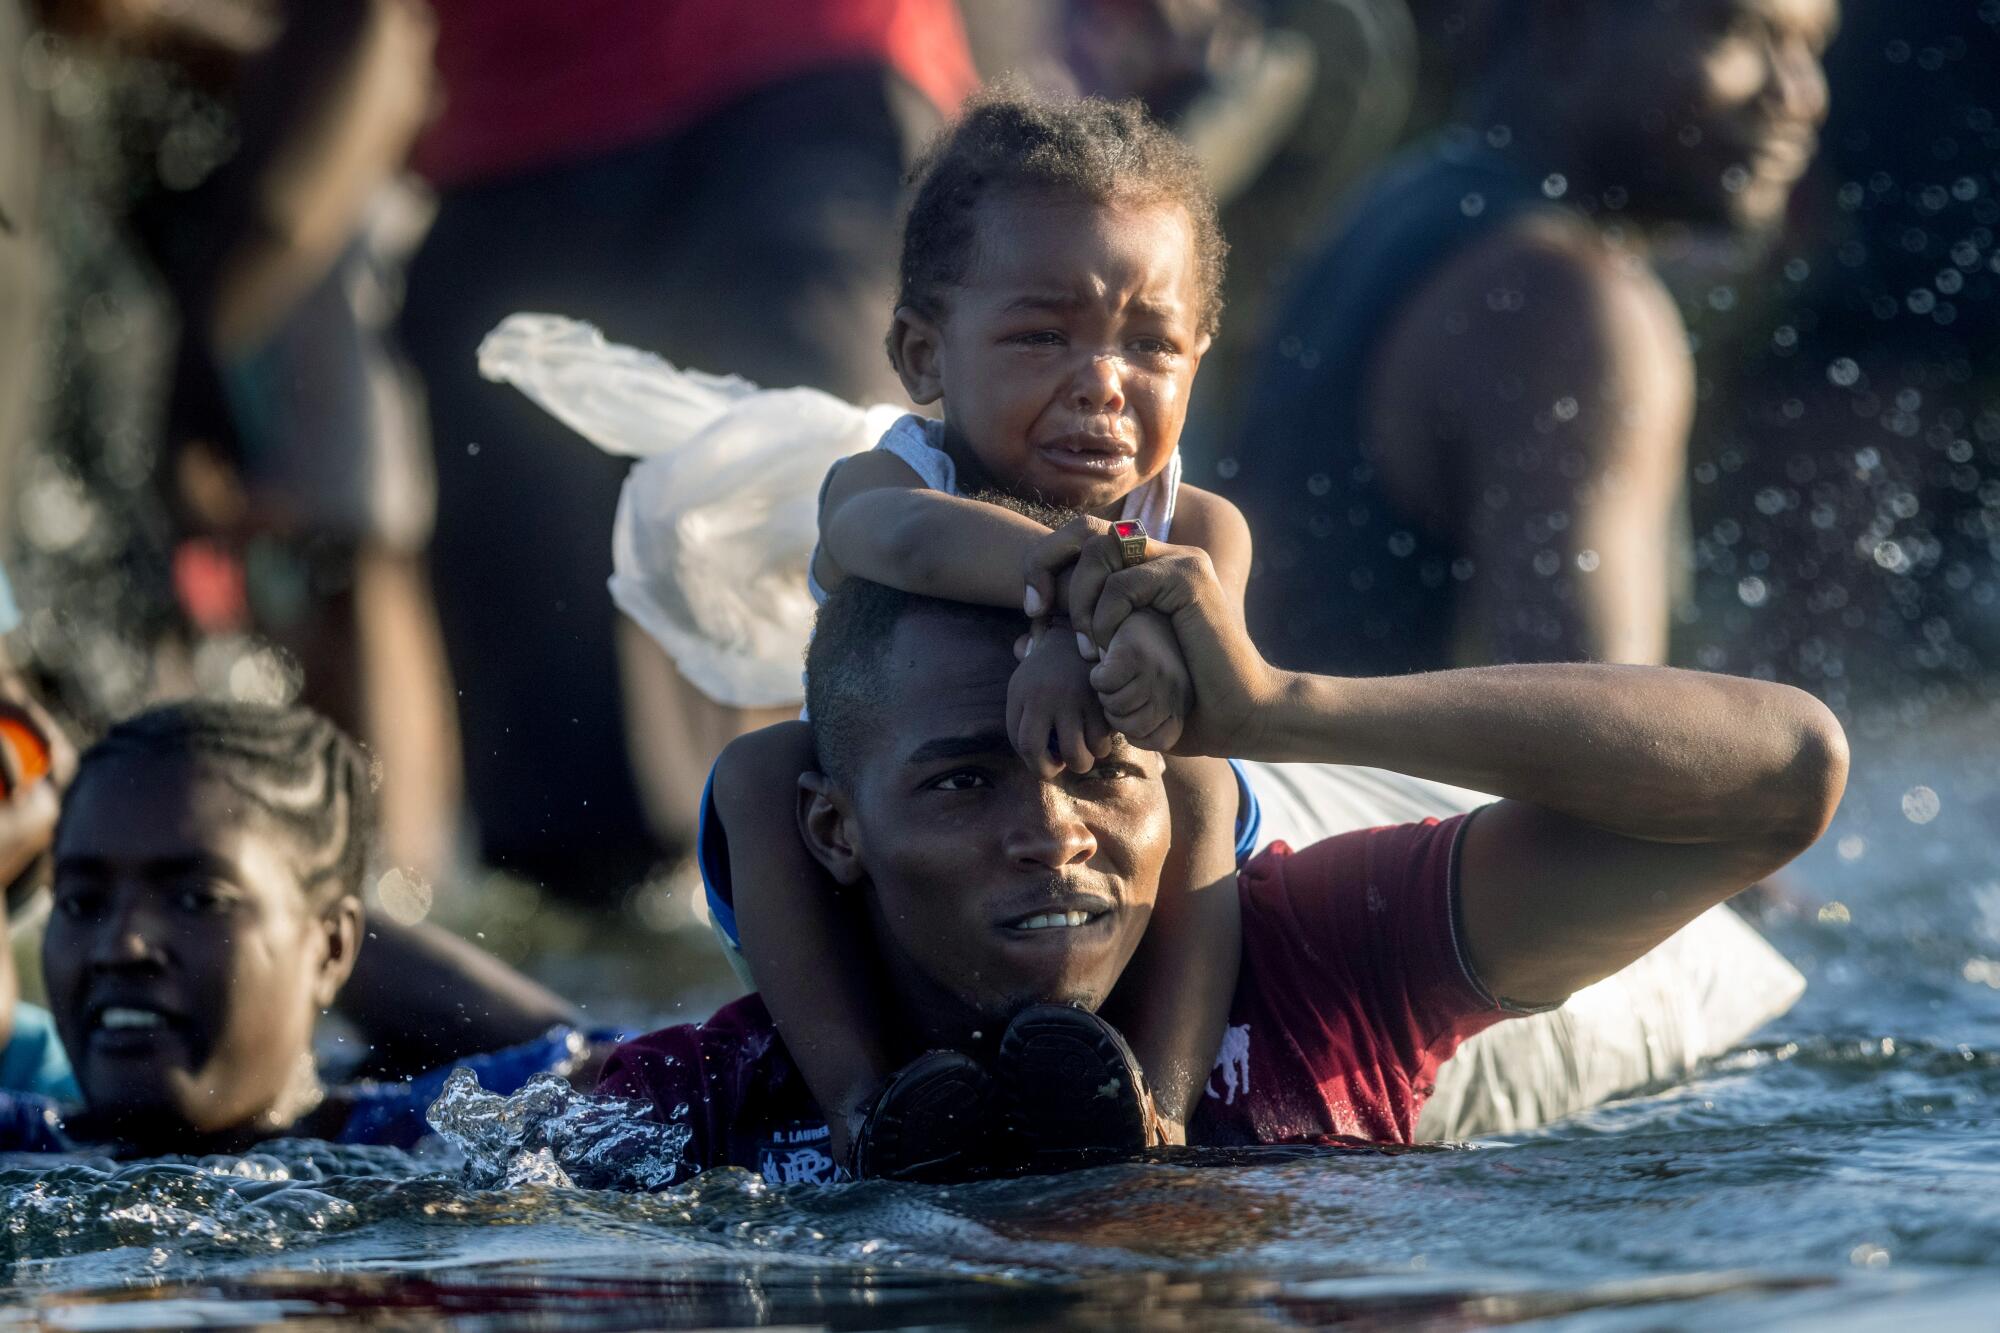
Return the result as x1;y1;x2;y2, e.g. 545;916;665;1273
417;0;979;188
598;816;1508;1187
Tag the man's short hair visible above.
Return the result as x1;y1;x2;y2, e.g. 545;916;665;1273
805;581;1020;784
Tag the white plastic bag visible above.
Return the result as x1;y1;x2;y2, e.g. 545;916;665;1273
1414;904;1804;1140
478;314;903;708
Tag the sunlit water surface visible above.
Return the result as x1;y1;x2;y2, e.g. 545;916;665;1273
3;721;1997;1331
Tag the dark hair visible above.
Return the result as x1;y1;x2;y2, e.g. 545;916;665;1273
805;581;1020;783
61;700;377;904
897;83;1228;338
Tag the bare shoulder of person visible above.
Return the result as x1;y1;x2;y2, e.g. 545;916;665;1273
1408;214;1686;382
818;447;929;513
812;448;932;590
1368;213;1691;505
1167;485;1253;608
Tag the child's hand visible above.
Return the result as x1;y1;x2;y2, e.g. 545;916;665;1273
1088;610;1188;753
1007;621;1114;778
1021;515;1114;630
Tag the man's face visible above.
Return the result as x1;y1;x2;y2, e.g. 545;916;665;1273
903;192;1209;516
1578;0;1837;230
45;754;354;1144
809;612;1173;1031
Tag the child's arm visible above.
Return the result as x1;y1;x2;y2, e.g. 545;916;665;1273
1106;750;1242;1143
1023;489;1256;1142
813;451;1066;608
712;720;896;1165
1070;609;1241;1142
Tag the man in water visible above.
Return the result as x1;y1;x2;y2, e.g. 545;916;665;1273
1224;0;1837;674
598;535;1847;1184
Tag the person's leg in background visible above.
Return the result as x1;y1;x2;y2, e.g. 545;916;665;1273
611;65;924;847
405;65;927;892
402;156;669;903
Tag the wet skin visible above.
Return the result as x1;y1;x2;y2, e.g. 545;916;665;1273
799;608;1173;1043
44;753;360;1152
1561;0;1838;231
895;191;1209;518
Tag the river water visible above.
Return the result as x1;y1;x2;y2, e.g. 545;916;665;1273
2;717;1996;1331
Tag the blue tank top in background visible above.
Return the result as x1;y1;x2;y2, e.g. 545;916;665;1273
0;1004;80;1102
1220;133;1562;676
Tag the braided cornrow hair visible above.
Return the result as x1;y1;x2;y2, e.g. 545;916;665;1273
896;82;1228;339
62;700;377;904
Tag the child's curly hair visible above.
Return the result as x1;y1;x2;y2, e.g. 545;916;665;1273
897;83;1228;339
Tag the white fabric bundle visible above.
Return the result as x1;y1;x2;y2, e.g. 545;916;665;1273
477;314;900;708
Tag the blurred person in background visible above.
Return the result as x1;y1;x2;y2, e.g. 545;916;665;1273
1019;0;1421;463
5;0;459;878
400;1;976;904
1668;5;2000;719
0;0;42;537
0;564;79;1102
1221;0;1837;677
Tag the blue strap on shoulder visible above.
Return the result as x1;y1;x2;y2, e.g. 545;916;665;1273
1228;758;1262;865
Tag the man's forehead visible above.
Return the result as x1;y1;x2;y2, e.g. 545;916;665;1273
876;610;1018;746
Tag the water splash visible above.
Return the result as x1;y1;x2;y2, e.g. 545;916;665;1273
425;1069;691;1192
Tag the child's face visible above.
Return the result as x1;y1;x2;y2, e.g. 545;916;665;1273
895;191;1210;514
44;754;359;1145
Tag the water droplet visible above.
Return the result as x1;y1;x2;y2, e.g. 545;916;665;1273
1461;192;1487;218
374;868;434;926
1849;1242;1891;1268
1828;357;1861;387
1901;785;1941;824
1541;173;1568;199
1738;576;1769;607
1575;549;1600;573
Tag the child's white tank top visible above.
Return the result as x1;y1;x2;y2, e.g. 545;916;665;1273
806;414;1183;605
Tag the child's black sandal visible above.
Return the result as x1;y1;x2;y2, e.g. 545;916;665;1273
846;1050;996;1182
995;1003;1157;1168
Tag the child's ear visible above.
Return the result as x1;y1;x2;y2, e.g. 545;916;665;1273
887;306;945;406
311;895;365;1008
796;772;867;887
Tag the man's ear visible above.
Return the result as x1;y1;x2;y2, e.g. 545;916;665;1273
887;306;945;406
311;894;365;1008
796;772;867;887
